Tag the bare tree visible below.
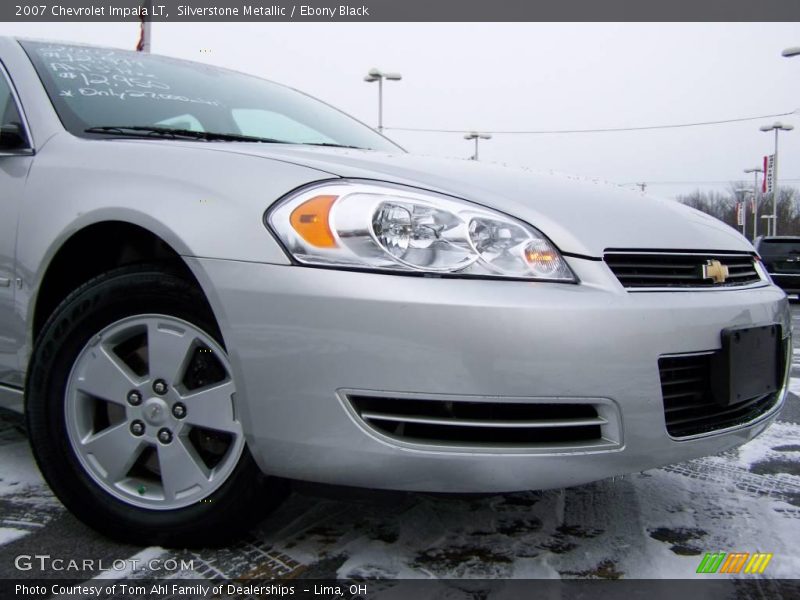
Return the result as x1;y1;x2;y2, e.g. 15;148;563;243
676;185;799;237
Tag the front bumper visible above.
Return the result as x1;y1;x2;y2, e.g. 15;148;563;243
187;256;791;493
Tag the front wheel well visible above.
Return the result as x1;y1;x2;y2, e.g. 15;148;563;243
32;222;201;342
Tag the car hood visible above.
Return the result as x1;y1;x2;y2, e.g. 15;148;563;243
175;142;753;258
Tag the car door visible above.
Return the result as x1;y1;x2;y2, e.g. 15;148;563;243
0;61;33;387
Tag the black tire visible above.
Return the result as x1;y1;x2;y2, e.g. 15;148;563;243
26;264;287;547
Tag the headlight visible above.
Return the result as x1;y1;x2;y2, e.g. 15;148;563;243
267;181;576;281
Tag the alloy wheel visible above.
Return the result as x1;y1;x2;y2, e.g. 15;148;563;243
64;314;244;509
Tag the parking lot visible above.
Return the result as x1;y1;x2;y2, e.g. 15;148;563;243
1;308;799;582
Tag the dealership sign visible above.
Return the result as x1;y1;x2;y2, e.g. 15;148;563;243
763;154;775;194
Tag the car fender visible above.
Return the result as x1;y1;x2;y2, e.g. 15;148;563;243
16;133;336;366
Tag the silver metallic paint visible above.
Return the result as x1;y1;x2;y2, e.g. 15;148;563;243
0;36;791;492
185;257;789;491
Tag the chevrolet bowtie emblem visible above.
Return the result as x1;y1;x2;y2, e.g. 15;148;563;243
703;259;729;284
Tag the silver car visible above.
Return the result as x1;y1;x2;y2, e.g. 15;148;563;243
0;37;791;546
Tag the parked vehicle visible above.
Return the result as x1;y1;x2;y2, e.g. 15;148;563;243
0;38;791;546
754;236;800;297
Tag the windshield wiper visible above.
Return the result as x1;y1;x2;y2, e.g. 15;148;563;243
85;127;372;149
84;126;291;144
303;142;368;150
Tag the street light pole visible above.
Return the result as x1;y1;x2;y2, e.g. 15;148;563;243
759;122;794;236
464;132;492;160
364;68;402;133
744;166;763;240
761;215;775;236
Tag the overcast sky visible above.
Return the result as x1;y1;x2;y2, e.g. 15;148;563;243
1;21;799;199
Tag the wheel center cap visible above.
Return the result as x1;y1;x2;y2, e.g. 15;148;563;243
142;398;169;426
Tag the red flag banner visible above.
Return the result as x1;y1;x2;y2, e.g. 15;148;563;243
135;16;145;51
136;1;151;52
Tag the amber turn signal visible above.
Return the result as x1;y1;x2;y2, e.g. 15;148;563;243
525;249;556;262
289;195;339;248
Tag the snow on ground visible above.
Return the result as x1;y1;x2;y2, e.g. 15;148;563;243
161;417;800;581
0;439;44;495
0;411;61;545
1;405;799;580
286;424;800;579
0;527;28;545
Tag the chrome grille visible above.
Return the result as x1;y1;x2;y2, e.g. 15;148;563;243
346;395;619;450
604;251;761;289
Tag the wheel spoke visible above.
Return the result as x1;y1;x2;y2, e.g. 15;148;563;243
76;346;140;404
158;438;210;501
180;380;237;433
147;321;196;385
81;423;144;483
66;313;244;509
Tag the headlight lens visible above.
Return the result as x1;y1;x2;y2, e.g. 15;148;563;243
267;181;576;281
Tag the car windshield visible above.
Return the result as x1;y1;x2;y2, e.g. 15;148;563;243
20;40;400;151
758;239;800;256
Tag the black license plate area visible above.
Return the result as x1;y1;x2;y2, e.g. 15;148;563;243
710;325;781;407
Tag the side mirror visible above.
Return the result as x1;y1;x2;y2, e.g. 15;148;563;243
0;123;26;149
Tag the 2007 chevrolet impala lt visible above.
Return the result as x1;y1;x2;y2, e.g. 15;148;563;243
0;38;791;546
